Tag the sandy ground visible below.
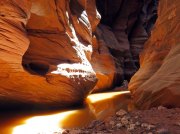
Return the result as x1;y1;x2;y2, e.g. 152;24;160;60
61;106;180;134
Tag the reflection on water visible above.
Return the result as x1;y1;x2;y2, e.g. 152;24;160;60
87;91;132;120
13;111;77;134
0;91;131;134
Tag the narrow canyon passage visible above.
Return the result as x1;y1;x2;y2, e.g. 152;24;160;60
0;0;158;107
0;0;179;134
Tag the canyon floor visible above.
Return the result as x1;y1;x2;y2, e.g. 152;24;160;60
62;106;180;134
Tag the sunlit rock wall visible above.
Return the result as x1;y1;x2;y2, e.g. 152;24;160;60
129;0;180;109
0;0;99;109
1;0;172;109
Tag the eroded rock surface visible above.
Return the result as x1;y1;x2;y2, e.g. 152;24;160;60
1;0;179;110
0;0;99;109
129;0;180;109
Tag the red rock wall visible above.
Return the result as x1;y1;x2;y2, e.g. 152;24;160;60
129;0;180;109
0;0;99;109
1;0;178;110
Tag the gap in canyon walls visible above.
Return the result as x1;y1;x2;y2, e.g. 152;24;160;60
21;0;159;93
96;0;158;86
1;0;180;112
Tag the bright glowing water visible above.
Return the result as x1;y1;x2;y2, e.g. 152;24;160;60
0;91;131;134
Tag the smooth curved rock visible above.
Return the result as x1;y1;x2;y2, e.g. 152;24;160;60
91;25;117;92
0;0;167;109
0;0;99;109
129;0;180;109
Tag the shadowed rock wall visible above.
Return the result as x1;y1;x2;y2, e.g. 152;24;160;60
129;0;180;109
95;0;158;91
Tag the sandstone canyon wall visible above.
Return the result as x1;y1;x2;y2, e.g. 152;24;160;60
129;0;180;109
0;0;179;110
0;0;99;109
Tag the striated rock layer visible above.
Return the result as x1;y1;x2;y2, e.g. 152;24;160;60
129;0;180;109
1;0;179;110
0;0;99;109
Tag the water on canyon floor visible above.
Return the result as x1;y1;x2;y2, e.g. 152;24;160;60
0;91;132;134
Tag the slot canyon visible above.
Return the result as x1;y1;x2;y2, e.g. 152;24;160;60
0;0;179;134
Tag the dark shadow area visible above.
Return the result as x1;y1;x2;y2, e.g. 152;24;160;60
23;62;50;76
96;0;159;84
0;100;84;112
